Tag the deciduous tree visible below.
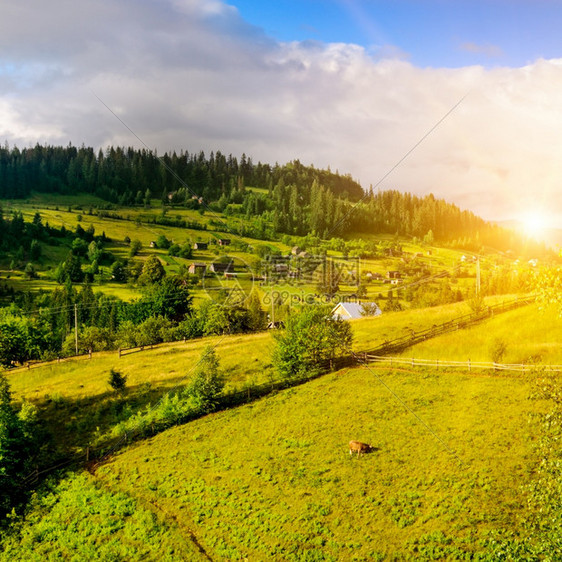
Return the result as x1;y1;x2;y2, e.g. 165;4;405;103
273;305;352;379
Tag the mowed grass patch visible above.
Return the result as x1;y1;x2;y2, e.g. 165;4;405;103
398;304;562;366
97;366;542;560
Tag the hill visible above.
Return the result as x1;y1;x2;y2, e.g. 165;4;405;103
4;298;539;454
395;303;562;366
1;143;552;251
1;363;548;560
2;294;560;559
4;298;553;456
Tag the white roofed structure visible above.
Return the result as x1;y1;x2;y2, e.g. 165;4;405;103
331;302;382;321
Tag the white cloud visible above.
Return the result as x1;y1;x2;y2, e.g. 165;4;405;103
0;0;561;224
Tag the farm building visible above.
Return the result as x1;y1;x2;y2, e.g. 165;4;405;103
217;239;231;246
188;263;207;275
209;262;233;274
386;270;402;279
193;242;208;250
331;302;382;320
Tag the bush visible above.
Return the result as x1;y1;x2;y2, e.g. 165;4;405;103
168;244;180;256
490;338;507;364
108;368;127;393
156;234;171;249
136;316;174;346
129;239;142;257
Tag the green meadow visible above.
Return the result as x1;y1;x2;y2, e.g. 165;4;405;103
1;192;485;310
4;297;542;456
397;303;562;366
2;364;548;560
0;193;555;560
94;366;544;560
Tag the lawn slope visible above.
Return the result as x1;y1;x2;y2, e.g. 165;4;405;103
397;303;562;366
90;366;543;560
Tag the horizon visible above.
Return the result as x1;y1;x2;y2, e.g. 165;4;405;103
1;1;562;229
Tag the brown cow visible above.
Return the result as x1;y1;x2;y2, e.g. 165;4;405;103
349;440;374;458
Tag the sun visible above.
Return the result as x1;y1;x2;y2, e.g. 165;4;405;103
520;210;549;238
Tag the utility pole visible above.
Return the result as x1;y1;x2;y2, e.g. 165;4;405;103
74;303;79;355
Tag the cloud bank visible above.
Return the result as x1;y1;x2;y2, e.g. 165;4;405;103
0;0;561;224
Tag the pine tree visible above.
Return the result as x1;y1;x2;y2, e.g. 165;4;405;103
0;375;26;514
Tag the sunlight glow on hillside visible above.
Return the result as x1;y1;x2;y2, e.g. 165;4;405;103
520;210;550;238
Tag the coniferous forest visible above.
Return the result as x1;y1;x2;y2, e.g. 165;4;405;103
0;143;527;248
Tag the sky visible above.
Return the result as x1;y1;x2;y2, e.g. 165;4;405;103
1;0;562;226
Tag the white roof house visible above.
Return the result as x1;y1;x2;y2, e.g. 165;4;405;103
332;302;382;321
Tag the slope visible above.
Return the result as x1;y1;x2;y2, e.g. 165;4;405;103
39;366;548;560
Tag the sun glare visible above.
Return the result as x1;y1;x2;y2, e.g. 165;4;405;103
521;211;548;238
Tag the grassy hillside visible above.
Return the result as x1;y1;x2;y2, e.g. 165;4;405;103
1;193;488;308
4;297;542;456
3;365;547;560
0;472;208;561
397;303;562;366
1;288;557;559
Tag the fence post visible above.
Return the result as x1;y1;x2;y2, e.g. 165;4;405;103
86;447;89;462
411;357;414;367
118;348;121;358
468;358;471;372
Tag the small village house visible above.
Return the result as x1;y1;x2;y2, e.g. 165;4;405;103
188;263;207;275
209;261;233;274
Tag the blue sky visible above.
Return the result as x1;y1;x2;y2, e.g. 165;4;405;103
232;0;562;68
0;0;561;224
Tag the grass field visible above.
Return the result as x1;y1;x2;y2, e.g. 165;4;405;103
85;368;547;558
0;471;207;561
1;286;556;559
398;303;562;366
2;193;488;311
4;298;542;455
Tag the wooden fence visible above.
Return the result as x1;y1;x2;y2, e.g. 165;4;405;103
360;354;562;374
362;295;535;357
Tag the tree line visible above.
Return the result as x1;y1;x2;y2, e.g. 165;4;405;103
0;142;547;253
0;144;363;204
